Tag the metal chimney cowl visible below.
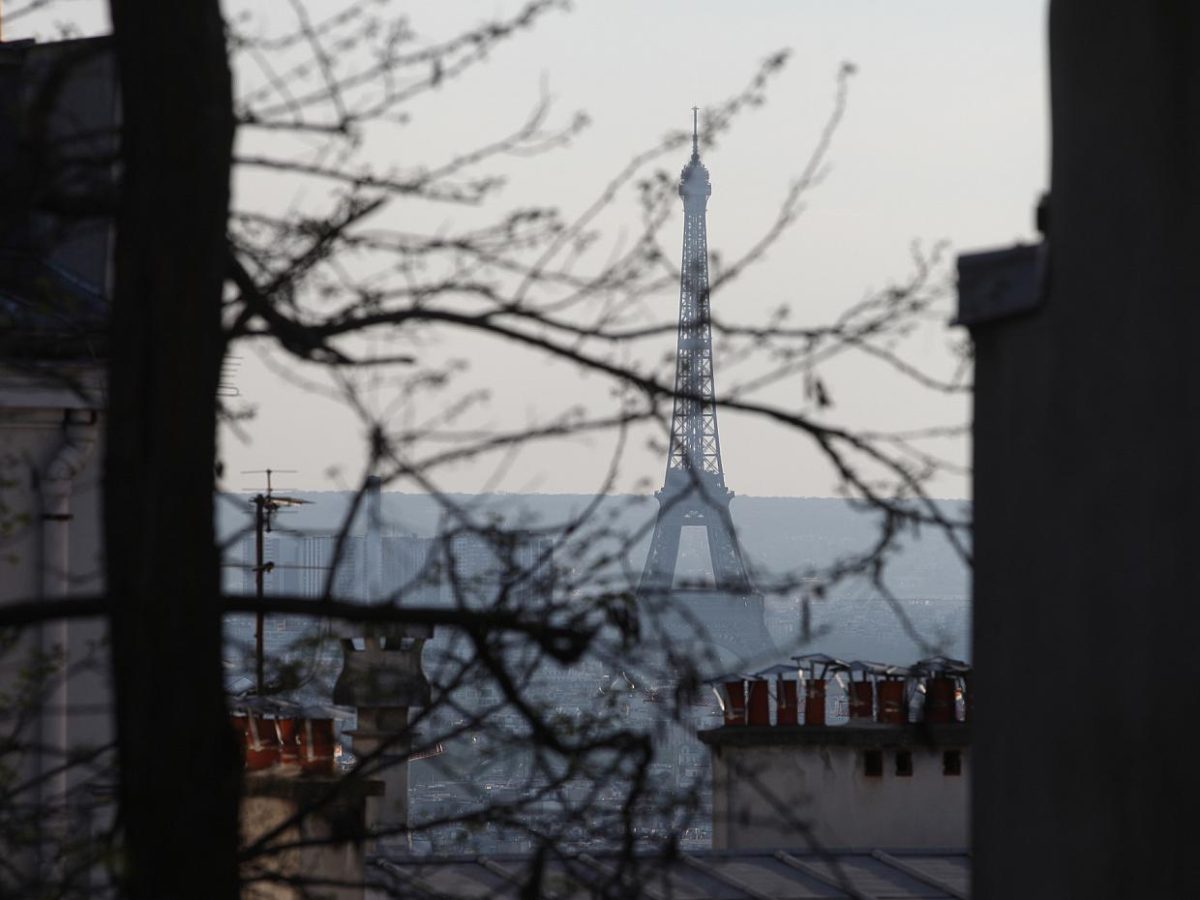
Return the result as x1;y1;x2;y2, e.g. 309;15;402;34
332;625;432;709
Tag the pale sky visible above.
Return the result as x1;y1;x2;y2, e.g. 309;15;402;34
10;1;1049;499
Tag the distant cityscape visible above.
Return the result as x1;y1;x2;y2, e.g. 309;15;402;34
226;529;553;606
219;493;968;855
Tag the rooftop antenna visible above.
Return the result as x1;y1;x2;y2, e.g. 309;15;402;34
243;469;310;695
691;105;700;159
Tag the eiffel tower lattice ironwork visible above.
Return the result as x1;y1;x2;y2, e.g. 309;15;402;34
637;110;772;661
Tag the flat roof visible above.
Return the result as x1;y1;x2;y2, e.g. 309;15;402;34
374;848;971;898
698;723;971;749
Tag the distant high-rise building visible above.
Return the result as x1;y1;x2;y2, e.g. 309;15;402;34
381;534;443;605
238;533;295;596
297;534;363;600
439;530;555;606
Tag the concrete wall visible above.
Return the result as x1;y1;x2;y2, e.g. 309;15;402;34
711;740;968;850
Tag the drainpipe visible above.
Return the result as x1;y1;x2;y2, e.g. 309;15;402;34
38;409;99;822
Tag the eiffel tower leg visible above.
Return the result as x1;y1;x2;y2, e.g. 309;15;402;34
639;504;683;599
704;502;752;595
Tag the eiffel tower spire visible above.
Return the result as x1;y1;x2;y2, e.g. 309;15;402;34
666;109;724;486
637;111;772;662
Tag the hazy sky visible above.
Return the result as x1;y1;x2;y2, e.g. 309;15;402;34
11;2;1048;499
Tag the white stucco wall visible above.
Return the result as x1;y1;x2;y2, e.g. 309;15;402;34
0;365;112;821
711;738;969;850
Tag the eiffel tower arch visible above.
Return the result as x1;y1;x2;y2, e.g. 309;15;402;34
637;111;775;668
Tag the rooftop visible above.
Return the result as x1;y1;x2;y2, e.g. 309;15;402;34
699;723;971;750
373;848;971;899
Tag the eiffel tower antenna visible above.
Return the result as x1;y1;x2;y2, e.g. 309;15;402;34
637;109;773;663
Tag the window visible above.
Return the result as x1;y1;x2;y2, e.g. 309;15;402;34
895;750;913;777
943;749;962;776
864;749;883;777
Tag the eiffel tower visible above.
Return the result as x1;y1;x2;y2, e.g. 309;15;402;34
638;110;774;666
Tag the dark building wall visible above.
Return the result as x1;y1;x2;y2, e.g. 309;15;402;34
0;38;115;315
971;4;1200;897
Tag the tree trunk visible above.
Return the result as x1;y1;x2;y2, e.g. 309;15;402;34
105;2;239;897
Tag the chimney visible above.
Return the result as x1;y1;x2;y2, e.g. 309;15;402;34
333;625;432;847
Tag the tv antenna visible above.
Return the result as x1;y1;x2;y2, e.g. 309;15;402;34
243;469;310;695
